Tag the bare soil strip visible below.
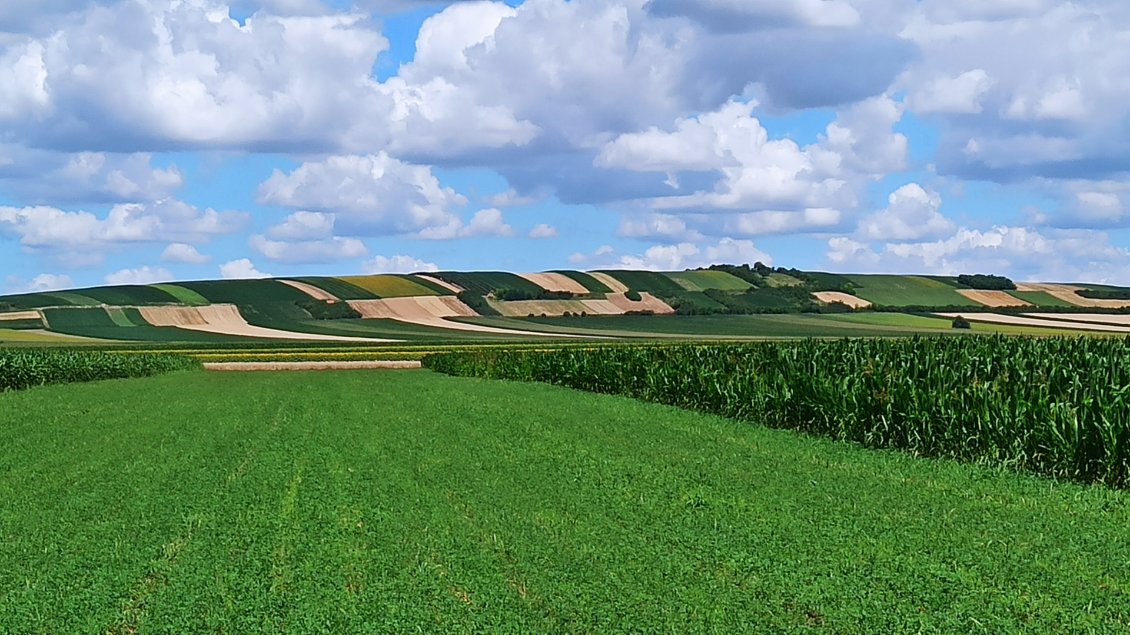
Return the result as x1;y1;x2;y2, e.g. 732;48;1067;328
204;360;422;371
1026;313;1130;326
1015;283;1130;308
0;310;43;321
348;297;578;337
812;292;872;309
138;305;394;342
936;312;1130;333
587;271;630;293
417;275;464;293
605;292;675;314
518;273;591;295
956;290;1030;307
279;279;340;302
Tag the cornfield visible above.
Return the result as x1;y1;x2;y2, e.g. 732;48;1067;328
426;336;1130;486
0;349;199;392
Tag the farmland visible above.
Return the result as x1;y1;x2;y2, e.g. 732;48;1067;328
1;369;1127;632
846;275;980;307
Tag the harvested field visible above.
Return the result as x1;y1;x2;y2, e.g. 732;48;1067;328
1015;283;1130;308
587;271;629;293
0;311;41;321
349;297;575;337
279;279;340;302
936;312;1130;333
605;292;675;314
813;291;872;309
518;272;590;294
138;305;392;342
519;271;592;293
203;360;421;371
416;274;463;293
491;297;628;317
956;290;1030;307
1026;313;1130;326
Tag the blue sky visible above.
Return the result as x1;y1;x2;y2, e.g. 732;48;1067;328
2;0;1130;292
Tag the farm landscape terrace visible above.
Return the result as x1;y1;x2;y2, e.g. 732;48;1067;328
2;266;1130;632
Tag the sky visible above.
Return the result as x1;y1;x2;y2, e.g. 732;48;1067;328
2;0;1130;293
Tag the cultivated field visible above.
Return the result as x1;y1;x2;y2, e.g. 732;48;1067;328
1;369;1127;632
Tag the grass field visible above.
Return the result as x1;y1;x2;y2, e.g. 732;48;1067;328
847;275;980;307
665;270;752;291
150;284;211;306
0;370;1126;632
592;270;687;294
287;277;379;301
1008;290;1078;307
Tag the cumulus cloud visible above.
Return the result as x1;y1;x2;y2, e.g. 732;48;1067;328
360;254;439;274
219;258;271;279
646;0;861;30
528;223;557;239
257;153;466;237
160;243;210;264
249;235;368;264
104;266;172;285
0;200;246;250
856;183;954;241
573;237;772;271
15;273;74;293
826;224;1130;283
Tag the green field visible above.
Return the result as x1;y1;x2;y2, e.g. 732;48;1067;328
150;284;211;306
72;285;181;306
176;280;310;304
40;308;264;343
337;275;444;298
1008;290;1078;307
847;275;980;307
592;270;686;294
0;370;1126;632
665;270;753;291
287;277;378;301
430;272;544;296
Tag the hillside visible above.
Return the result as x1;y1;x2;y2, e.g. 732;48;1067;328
3;266;1130;343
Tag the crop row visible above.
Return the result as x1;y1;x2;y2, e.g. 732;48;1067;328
425;337;1130;486
0;349;199;392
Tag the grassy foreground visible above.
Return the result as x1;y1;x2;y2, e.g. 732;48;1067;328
0;371;1128;633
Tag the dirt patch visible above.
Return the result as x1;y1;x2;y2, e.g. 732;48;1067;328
812;292;872;309
587;271;629;293
1014;283;1130;308
348;296;576;337
417;275;464;293
0;310;43;321
138;304;394;342
956;290;1030;308
518;273;590;295
279;279;339;302
204;360;422;371
936;312;1130;333
605;292;675;314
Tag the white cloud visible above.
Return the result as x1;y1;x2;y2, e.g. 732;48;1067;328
104;266;172;285
825;224;1130;283
908;69;994;114
0;3;390;151
617;214;703;242
462;208;513;237
0;200;245;249
19;273;74;293
257;153;466;237
160;242;210;264
360;254;439;274
249;235;368;264
528;223;557;239
856;183;954;241
487;188;540;208
219;258;271;279
574;237;771;271
265;211;335;241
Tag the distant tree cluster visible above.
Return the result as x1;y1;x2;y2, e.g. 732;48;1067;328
297;299;360;320
493;288;576;301
957;274;1016;290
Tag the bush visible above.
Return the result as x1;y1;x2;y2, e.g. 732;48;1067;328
957;274;1016;290
951;316;972;329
